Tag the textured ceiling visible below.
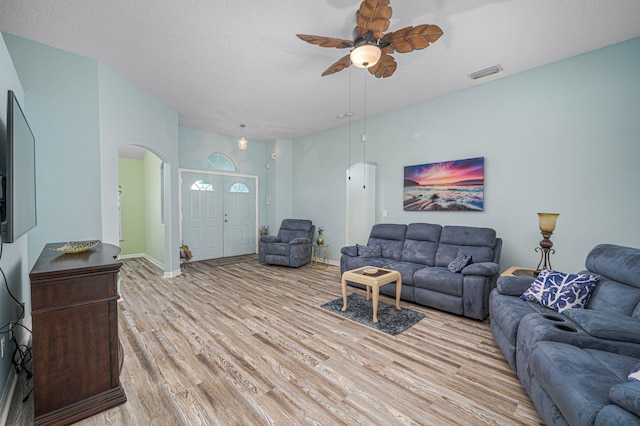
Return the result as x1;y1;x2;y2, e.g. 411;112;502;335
1;0;640;142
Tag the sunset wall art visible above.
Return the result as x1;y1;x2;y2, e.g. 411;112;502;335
404;157;485;211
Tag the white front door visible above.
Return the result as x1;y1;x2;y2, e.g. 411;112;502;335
182;172;223;261
181;171;257;261
223;176;257;257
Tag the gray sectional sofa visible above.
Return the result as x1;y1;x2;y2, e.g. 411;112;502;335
489;244;640;425
340;222;502;320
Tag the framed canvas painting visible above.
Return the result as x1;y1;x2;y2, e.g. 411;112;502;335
404;157;484;211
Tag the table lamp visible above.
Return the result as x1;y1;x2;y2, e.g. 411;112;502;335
535;213;559;275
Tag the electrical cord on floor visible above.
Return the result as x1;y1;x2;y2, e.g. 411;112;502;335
10;323;33;378
0;240;34;387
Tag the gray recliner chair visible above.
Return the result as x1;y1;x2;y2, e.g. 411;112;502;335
259;219;315;267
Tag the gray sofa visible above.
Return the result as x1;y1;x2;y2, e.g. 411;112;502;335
259;219;315;267
489;244;640;425
340;223;502;320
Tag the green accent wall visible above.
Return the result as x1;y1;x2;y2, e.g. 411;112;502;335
118;157;145;255
117;152;165;265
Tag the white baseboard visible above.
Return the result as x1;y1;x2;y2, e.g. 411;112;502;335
163;269;182;278
119;253;181;278
119;253;165;271
119;252;145;259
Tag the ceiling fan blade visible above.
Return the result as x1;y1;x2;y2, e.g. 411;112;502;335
321;54;352;77
297;34;353;49
356;0;392;39
368;52;397;78
383;24;444;53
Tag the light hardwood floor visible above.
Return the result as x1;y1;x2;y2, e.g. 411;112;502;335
7;256;542;425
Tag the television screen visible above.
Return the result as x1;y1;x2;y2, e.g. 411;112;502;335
1;90;37;243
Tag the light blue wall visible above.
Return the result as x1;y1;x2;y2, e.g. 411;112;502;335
293;37;640;272
4;34;102;269
0;34;29;408
4;35;181;275
98;63;179;274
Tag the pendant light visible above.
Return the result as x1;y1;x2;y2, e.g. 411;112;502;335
237;124;247;150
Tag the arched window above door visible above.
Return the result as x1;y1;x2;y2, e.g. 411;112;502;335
230;182;250;193
190;180;214;191
204;153;236;172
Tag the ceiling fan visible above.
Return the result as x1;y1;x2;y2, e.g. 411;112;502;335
297;0;443;78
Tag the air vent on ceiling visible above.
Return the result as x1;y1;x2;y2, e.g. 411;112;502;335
469;65;503;80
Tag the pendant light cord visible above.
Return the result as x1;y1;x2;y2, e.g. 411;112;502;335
348;65;352;181
362;72;367;189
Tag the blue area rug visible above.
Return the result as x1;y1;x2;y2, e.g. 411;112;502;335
321;293;425;335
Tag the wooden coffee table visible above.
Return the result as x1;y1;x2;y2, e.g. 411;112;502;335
341;266;402;323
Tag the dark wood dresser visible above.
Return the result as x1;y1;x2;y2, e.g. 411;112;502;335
29;243;127;425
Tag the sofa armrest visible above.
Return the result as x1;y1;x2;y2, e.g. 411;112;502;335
341;245;358;257
563;310;640;344
289;237;311;245
461;262;500;277
495;275;535;296
260;236;281;243
609;382;640;417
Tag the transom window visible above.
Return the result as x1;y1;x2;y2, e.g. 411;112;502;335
204;153;235;172
230;183;250;193
190;180;214;191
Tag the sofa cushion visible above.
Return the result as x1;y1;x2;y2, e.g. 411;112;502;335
413;267;463;297
461;262;499;277
367;224;407;261
263;242;290;256
448;252;473;273
489;291;553;353
435;226;497;267
521;269;599;313
384;261;426;286
587;276;640;318
400;223;441;266
496;275;535;296
356;244;381;258
585;244;640;289
563;309;640;344
530;342;639;426
610;382;640;417
341;245;358;257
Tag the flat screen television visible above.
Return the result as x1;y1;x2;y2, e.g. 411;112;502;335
1;90;37;243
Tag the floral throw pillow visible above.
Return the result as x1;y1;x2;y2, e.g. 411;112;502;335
629;363;640;382
356;244;382;258
521;269;600;313
448;253;473;273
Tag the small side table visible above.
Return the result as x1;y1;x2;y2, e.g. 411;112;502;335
501;265;537;278
341;266;402;323
311;244;329;268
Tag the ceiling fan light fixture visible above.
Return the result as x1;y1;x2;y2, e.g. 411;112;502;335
350;44;381;68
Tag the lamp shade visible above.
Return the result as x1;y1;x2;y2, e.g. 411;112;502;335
350;44;381;68
538;213;559;233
